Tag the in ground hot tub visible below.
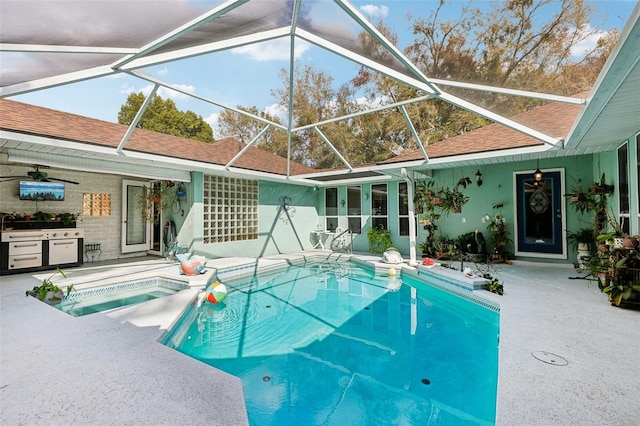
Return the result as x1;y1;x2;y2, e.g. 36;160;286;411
56;277;189;317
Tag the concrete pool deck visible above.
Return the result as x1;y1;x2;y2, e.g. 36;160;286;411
1;254;639;425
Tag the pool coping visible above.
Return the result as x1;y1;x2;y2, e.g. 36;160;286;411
2;253;639;425
211;252;501;313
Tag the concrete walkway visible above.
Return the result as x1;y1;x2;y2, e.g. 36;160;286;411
1;256;639;425
496;262;639;426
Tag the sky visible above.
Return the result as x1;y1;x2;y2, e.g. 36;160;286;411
5;0;638;139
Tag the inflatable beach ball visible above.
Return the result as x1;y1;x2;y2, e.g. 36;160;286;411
205;282;227;304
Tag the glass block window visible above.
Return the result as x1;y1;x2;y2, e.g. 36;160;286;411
203;175;259;244
83;193;111;216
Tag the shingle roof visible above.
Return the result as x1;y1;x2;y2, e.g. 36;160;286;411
0;99;316;176
380;96;585;164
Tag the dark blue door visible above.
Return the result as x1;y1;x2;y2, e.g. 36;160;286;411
515;170;564;255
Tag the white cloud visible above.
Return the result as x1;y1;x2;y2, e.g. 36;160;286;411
263;103;289;123
119;83;136;95
359;4;389;20
135;83;196;100
569;24;610;58
119;82;197;101
158;66;168;76
205;112;220;139
232;38;310;61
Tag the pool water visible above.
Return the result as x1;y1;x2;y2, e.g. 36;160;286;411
56;278;188;317
163;262;499;425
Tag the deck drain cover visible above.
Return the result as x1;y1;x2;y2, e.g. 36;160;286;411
532;351;568;366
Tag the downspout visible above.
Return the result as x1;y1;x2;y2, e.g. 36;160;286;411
401;168;417;266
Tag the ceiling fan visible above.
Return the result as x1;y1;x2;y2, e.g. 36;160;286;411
0;165;80;185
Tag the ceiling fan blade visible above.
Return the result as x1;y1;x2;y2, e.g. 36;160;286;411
48;177;80;185
0;176;26;182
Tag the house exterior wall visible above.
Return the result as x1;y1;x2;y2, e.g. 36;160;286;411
0;162;135;261
313;155;598;266
3;135;637;268
187;174;322;259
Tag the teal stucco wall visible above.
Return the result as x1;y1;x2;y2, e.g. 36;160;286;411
178;147;635;266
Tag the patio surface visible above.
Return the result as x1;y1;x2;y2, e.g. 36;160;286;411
1;254;638;425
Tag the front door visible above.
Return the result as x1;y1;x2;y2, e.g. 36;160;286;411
121;180;151;253
515;169;566;258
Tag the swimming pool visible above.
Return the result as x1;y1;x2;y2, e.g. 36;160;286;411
162;261;499;424
57;277;189;317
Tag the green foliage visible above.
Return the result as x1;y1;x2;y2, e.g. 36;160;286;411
367;225;393;254
566;228;595;251
483;204;513;259
58;212;79;226
352;0;615;150
26;268;68;303
118;93;214;143
137;181;175;223
33;211;52;222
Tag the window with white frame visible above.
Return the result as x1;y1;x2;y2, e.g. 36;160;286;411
398;182;417;237
203;175;258;243
371;183;388;230
618;142;630;234
347;185;362;234
325;187;338;232
637;134;640;232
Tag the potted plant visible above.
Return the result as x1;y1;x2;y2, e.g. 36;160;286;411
366;224;393;254
433;234;454;259
567;228;595;269
57;212;80;226
602;254;640;308
137;181;175;222
482;203;512;263
567;228;594;250
589;173;615;195
33;211;53;222
565;180;597;214
441;186;469;214
440;177;471;215
25;268;72;304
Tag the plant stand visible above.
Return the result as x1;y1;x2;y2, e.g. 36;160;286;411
84;243;102;263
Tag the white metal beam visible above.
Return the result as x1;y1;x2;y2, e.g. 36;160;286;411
128;70;287;131
334;0;440;94
112;0;250;69
285;33;298;178
118;27;291;72
314;127;353;171
293;94;435;132
116;84;159;153
428;78;586;105
0;65;116;97
297;29;437;95
0;43;137;55
399;105;429;161
437;91;562;146
225;125;271;170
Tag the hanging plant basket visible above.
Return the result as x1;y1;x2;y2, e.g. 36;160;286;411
432;197;444;206
589;173;614;195
589;185;614;195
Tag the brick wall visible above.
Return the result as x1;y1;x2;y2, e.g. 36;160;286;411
1;162;147;261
